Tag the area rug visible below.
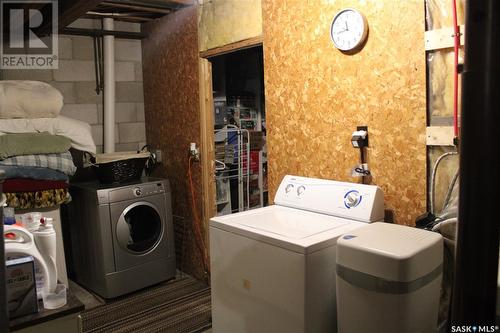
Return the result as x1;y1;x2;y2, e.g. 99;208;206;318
80;275;212;333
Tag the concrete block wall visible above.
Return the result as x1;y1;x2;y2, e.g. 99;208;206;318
0;19;146;153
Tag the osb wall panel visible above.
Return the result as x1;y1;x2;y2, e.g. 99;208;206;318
263;0;427;225
142;6;205;279
198;0;262;52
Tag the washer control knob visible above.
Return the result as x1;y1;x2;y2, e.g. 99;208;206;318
345;192;360;208
133;187;142;197
285;184;294;193
297;185;306;196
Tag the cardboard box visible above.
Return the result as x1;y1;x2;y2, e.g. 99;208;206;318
6;256;38;319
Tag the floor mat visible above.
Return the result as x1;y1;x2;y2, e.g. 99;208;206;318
80;275;212;333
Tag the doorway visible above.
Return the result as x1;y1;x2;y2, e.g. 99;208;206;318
208;46;268;216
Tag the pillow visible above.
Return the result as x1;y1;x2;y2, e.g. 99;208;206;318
0;116;96;154
0;81;63;119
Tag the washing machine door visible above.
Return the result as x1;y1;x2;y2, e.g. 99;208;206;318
111;195;170;271
116;201;162;254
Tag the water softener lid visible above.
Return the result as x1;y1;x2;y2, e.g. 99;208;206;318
336;222;443;282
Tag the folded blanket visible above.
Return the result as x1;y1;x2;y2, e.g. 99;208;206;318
0;132;71;160
0;116;96;154
3;179;68;192
5;189;69;209
0;151;76;175
0;166;69;181
0;81;63;119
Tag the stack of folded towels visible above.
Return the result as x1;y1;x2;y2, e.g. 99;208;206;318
0;80;96;210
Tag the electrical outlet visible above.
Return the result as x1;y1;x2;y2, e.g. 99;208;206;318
189;143;200;161
154;149;162;163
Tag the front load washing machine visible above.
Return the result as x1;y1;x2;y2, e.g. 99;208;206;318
65;178;176;298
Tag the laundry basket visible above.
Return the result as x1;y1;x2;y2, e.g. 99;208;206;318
92;151;150;184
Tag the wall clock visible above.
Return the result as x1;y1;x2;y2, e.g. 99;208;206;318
330;8;369;52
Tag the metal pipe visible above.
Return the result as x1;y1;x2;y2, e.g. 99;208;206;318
103;18;116;153
451;0;500;325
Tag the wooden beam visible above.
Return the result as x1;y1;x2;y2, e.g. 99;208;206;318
104;0;193;10
199;36;264;59
425;25;465;51
100;1;171;14
85;11;154;22
58;0;104;29
426;126;455;146
60;27;145;39
198;58;216;246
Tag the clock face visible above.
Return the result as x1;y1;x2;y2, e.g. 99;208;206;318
330;9;368;51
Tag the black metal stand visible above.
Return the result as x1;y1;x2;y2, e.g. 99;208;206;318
451;0;500;325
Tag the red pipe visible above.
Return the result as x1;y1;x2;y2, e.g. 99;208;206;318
452;0;460;138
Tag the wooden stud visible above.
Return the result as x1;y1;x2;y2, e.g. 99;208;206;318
101;1;172;14
425;25;465;51
199;58;216;247
426;126;455;146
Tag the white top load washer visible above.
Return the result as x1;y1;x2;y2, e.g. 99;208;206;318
209;175;384;333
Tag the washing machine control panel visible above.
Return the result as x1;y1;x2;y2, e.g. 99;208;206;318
131;183;165;198
274;175;384;223
102;181;167;203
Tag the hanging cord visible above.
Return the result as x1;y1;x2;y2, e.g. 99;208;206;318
452;0;460;141
356;147;371;184
430;151;458;214
188;156;210;280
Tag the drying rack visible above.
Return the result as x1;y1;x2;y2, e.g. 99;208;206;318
214;126;250;215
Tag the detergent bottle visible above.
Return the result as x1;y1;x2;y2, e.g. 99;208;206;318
4;220;57;299
33;218;58;291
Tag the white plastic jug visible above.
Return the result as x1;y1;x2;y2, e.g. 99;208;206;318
4;224;57;299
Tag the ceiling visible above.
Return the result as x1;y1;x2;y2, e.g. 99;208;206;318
1;0;194;39
84;0;195;24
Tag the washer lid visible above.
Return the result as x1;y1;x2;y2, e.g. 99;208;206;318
210;205;366;254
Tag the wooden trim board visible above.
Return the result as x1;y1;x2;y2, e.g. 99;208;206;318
425;25;465;51
198;58;216;246
426;126;455;146
199;35;263;58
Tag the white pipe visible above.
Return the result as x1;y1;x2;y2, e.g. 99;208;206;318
103;18;115;153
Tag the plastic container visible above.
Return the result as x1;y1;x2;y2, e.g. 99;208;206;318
4;224;57;299
3;207;15;225
92;151;150;184
42;284;66;309
336;223;443;333
21;212;42;232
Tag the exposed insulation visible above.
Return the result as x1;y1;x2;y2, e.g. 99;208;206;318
263;0;427;225
428;50;463;118
426;0;465;30
198;0;262;52
142;6;205;279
